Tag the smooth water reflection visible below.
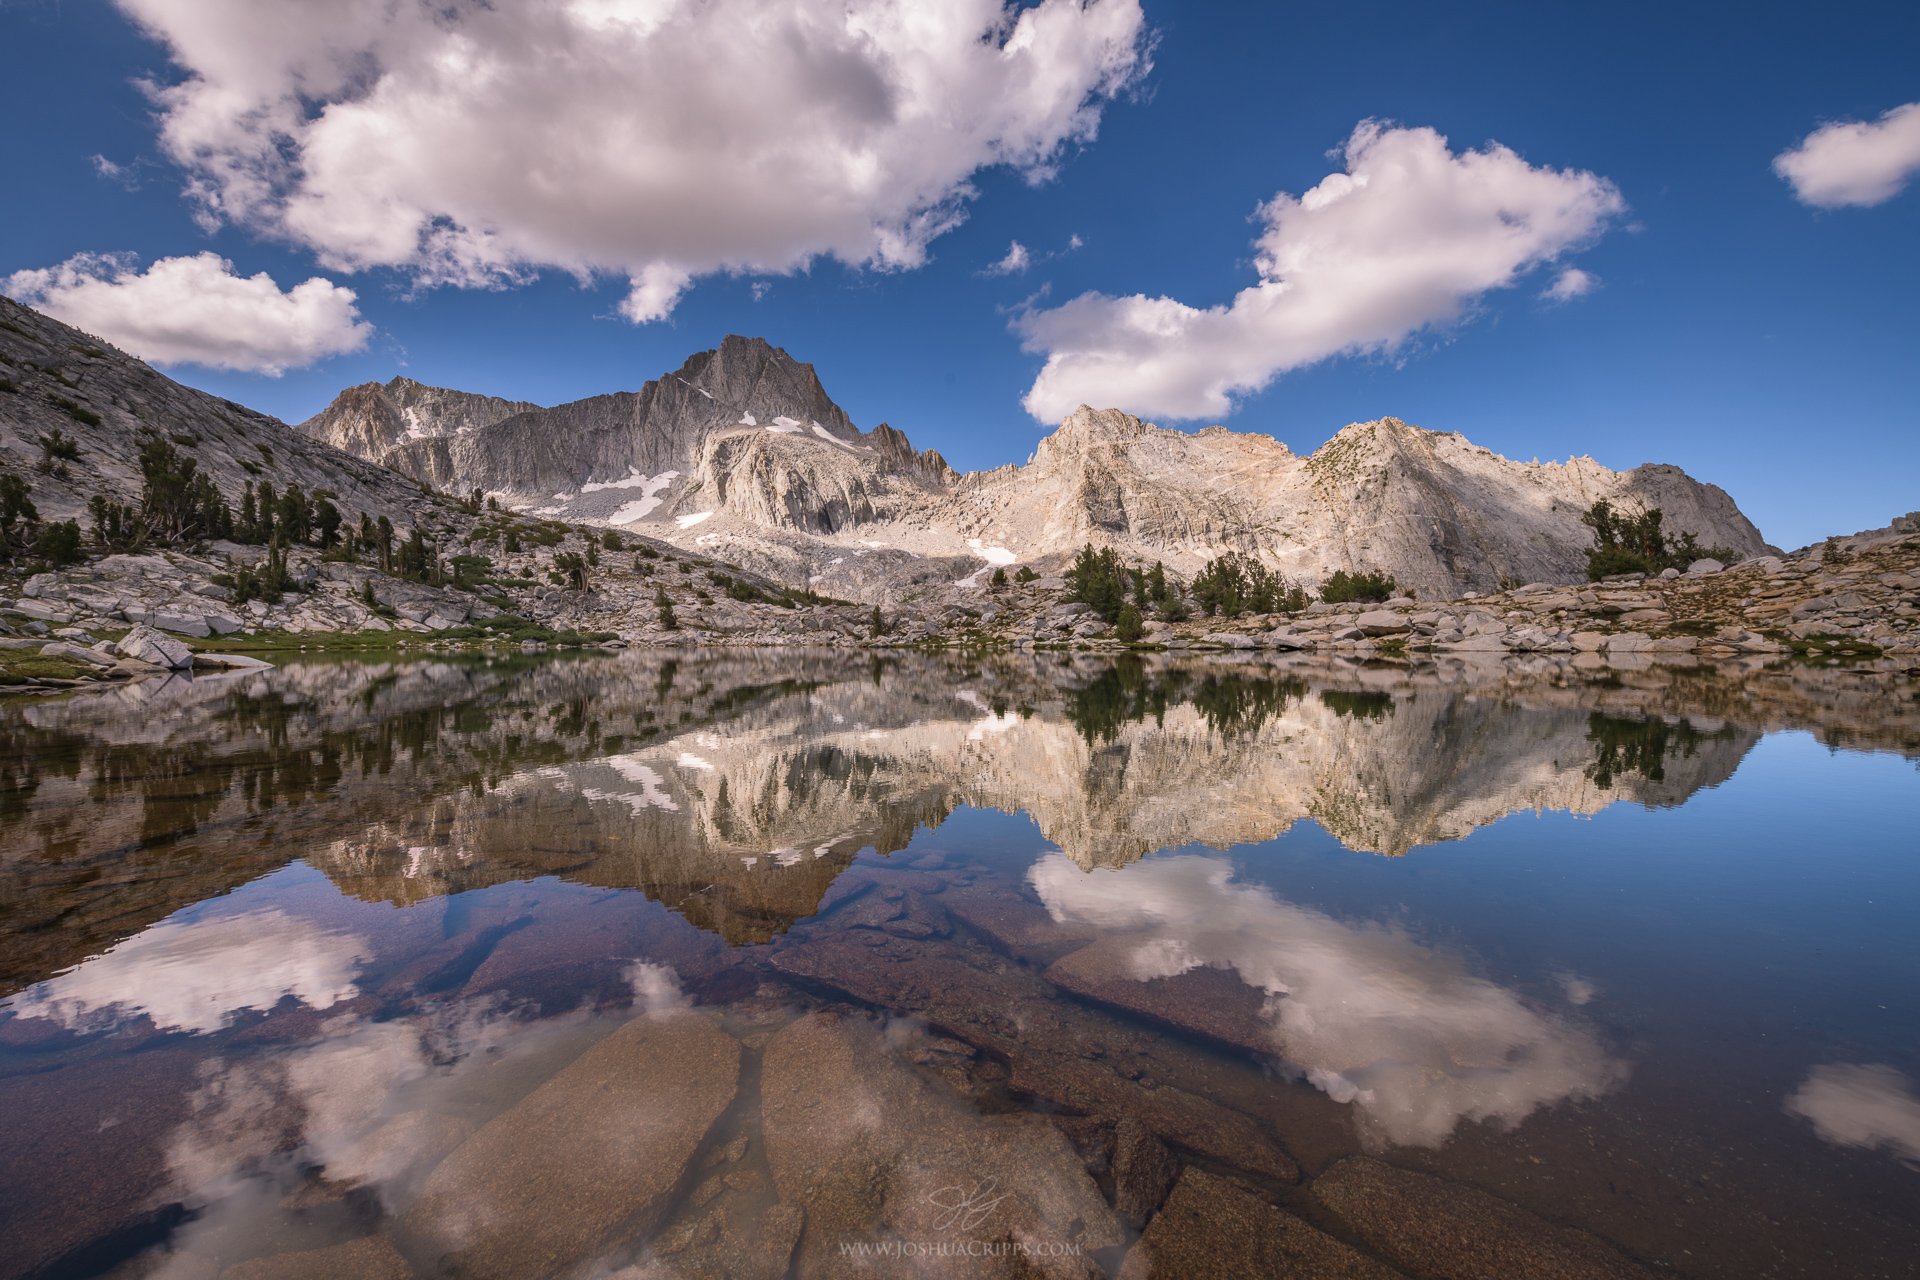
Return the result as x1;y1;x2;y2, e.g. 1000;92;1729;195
1;649;1916;1280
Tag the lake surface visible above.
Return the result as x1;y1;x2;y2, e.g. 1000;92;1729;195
1;650;1916;1280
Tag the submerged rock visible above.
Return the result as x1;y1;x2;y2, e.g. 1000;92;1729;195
1118;1168;1400;1280
1109;1116;1178;1230
406;1011;740;1280
1044;938;1275;1059
220;1234;416;1280
760;1009;1120;1278
770;932;1299;1184
1310;1157;1656;1280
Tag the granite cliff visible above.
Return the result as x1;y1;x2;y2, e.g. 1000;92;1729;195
298;338;1775;600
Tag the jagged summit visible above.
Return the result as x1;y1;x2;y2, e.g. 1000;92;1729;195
294;335;956;532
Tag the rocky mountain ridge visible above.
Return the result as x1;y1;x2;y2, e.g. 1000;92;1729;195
297;337;1775;601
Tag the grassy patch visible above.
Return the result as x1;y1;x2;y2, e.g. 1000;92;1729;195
0;653;94;685
1784;632;1884;659
199;629;419;653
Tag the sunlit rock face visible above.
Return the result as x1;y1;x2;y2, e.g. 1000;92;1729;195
291;330;1771;598
959;406;1774;599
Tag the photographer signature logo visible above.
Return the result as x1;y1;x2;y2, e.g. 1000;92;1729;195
927;1177;1012;1231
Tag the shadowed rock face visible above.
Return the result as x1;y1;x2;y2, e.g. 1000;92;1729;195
296;378;540;480
295;336;955;534
0;298;431;528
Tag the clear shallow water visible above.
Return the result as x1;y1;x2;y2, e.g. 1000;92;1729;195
0;650;1915;1279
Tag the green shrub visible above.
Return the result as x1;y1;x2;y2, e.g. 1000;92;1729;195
44;395;100;427
1192;553;1288;616
1064;543;1127;623
1319;569;1397;604
990;566;1007;588
1115;602;1145;642
1014;565;1039;583
1579;499;1738;580
35;519;83;566
38;429;82;467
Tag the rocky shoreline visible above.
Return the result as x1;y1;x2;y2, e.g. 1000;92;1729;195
5;514;1915;692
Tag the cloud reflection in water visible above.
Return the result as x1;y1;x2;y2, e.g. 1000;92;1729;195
1786;1063;1920;1163
7;907;368;1034
1030;853;1627;1147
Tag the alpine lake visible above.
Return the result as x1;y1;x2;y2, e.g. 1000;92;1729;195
2;647;1916;1280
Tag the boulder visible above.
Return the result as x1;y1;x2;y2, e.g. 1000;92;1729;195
1120;1168;1402;1280
1266;628;1312;650
138;609;213;638
1310;1157;1655;1280
1221;632;1260;649
117;625;194;669
1354;610;1411;636
206;613;247;635
10;599;72;623
407;1011;739;1280
1687;558;1725;575
39;642;116;668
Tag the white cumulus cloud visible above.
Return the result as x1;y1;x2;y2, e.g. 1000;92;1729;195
114;0;1150;322
986;240;1033;275
4;252;371;375
1774;102;1920;208
1016;120;1623;423
1541;266;1597;302
1785;1062;1920;1161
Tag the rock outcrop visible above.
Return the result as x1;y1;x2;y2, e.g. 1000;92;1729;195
297;377;539;480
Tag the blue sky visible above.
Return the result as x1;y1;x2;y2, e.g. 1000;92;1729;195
2;0;1915;550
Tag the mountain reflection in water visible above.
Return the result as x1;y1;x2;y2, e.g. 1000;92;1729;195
0;649;1916;1280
